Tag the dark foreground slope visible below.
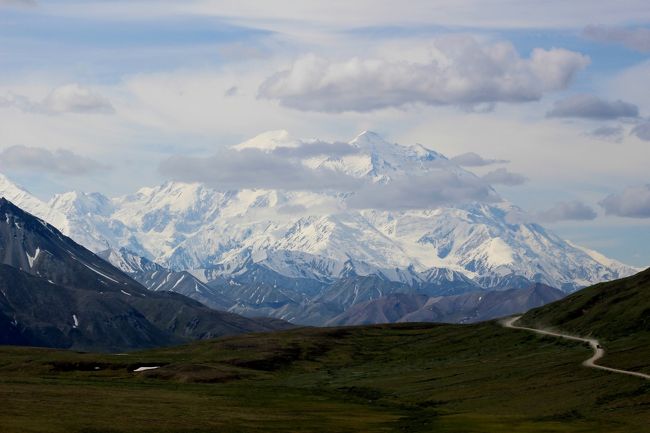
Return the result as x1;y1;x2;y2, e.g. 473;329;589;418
0;198;290;351
0;320;649;433
520;267;650;374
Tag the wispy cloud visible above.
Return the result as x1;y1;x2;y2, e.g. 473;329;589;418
583;25;650;53
272;141;359;158
481;168;528;186
159;147;363;192
631;119;650;141
224;86;239;97
600;185;650;218
0;84;114;115
547;94;638;119
450;152;508;167
589;125;624;142
347;171;499;210
537;200;597;223
0;145;110;176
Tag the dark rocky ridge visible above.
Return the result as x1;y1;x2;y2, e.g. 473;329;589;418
0;198;291;352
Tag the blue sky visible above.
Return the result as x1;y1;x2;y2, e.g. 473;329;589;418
0;0;649;266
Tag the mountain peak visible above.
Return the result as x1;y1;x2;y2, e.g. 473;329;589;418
353;130;384;141
232;130;298;151
0;173;59;224
350;130;391;149
349;131;445;160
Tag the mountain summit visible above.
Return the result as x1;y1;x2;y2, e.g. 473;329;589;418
0;132;638;321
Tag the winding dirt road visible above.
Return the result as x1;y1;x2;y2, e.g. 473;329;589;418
502;316;650;380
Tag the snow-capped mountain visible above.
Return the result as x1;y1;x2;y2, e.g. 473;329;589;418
0;131;638;299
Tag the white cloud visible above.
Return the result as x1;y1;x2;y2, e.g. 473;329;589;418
537;200;597;223
600;185;650;218
583;25;650;53
481;168;528;186
258;36;589;112
159;147;363;192
0;84;114;115
348;171;499;210
547;94;638;119
0;145;109;176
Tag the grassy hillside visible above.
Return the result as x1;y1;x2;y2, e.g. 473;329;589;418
520;267;650;374
520;267;650;338
0;321;648;433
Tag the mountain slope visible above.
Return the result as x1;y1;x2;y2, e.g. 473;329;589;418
0;264;173;350
0;198;291;351
97;248;235;311
520;267;650;340
327;283;565;326
519;267;650;375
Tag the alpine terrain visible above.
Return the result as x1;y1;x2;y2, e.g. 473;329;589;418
0;198;290;351
0;131;638;324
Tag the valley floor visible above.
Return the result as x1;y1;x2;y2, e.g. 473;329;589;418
0;322;648;433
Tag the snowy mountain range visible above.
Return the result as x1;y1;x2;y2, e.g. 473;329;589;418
0;130;639;323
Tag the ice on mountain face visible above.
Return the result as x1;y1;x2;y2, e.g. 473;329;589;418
26;247;41;269
0;132;639;292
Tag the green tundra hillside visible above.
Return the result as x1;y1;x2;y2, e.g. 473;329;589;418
0;319;648;433
520;267;650;374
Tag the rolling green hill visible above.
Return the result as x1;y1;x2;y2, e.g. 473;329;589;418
520;267;650;339
520;267;650;374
